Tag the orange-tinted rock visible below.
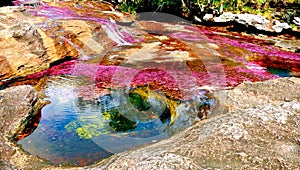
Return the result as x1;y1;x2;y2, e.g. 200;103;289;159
0;56;12;79
0;7;78;83
0;4;136;85
14;0;134;23
43;1;135;22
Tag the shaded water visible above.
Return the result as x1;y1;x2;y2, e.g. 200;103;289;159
10;0;300;167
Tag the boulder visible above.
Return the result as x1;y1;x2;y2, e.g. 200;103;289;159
0;7;78;83
87;77;300;169
213;12;292;33
0;85;52;169
85;78;300;169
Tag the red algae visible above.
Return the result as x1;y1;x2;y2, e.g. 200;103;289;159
198;26;300;74
12;0;299;98
8;1;300;167
14;0;138;46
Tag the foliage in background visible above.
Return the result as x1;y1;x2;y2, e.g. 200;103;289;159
115;0;183;15
110;0;299;22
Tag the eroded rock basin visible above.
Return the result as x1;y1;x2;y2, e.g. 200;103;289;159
0;1;300;169
1;78;300;169
15;72;214;166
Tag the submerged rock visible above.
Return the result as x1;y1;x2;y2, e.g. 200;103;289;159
0;78;299;169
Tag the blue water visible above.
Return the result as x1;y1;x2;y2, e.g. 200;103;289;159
17;75;171;166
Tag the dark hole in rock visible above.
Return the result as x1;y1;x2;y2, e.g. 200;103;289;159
49;56;74;67
17;65;25;70
0;0;13;7
15;75;215;166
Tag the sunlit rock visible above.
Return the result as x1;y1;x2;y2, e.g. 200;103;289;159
214;13;293;33
0;7;78;83
0;2;137;85
0;85;50;169
0;1;299;168
91;77;300;169
272;20;291;33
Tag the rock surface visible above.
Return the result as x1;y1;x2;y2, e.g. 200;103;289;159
0;85;51;169
0;7;77;83
213;12;293;33
0;1;299;169
0;2;299;89
0;78;299;169
87;77;300;169
0;4;135;86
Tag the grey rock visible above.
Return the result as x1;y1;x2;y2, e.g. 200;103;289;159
213;12;235;22
214;13;292;33
0;85;37;138
1;78;300;169
203;14;214;21
89;77;300;169
235;13;271;31
293;17;300;26
0;85;51;169
272;20;291;32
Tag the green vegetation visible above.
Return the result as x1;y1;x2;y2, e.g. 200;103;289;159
115;0;183;15
111;0;299;22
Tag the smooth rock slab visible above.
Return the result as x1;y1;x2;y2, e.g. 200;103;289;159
0;78;300;169
0;4;136;85
0;6;78;83
88;77;300;169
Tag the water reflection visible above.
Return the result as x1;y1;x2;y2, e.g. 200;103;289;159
17;75;114;166
17;74;212;166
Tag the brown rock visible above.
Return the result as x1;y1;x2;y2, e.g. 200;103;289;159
44;1;135;22
0;55;12;79
0;2;137;85
0;7;78;83
0;4;134;85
